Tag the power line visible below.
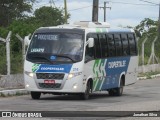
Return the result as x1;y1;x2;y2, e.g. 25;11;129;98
34;0;62;8
68;5;92;12
34;1;159;12
106;1;157;6
53;0;60;2
68;1;158;12
139;0;158;5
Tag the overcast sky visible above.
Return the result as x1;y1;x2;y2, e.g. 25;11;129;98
34;0;159;27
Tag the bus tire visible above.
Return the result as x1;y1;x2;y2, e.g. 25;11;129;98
80;81;91;100
108;89;115;96
108;78;124;96
115;78;124;96
31;92;41;99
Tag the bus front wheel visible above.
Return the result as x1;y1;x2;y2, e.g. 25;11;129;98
31;92;41;99
80;81;91;100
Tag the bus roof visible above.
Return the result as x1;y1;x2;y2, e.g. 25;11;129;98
36;21;134;33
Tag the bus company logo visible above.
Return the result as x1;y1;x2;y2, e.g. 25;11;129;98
41;67;64;71
2;112;11;117
50;55;56;60
32;64;40;72
108;60;126;69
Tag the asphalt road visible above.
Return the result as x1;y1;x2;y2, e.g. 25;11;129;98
1;77;160;120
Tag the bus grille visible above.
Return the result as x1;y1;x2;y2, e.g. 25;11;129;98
36;73;65;79
39;83;61;89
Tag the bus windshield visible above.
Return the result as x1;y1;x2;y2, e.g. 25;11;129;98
27;32;84;64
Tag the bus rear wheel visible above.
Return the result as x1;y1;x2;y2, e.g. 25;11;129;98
115;79;124;96
31;92;41;99
80;81;91;100
108;78;124;96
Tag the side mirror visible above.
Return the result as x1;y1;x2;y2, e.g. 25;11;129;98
88;38;94;48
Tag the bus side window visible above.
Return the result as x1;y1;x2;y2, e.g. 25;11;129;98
85;33;95;62
114;34;122;56
121;34;129;56
107;34;115;57
99;34;108;58
128;34;137;55
94;34;101;58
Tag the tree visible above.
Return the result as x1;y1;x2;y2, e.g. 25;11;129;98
34;6;69;27
135;18;159;65
135;18;158;37
0;0;35;27
0;2;71;74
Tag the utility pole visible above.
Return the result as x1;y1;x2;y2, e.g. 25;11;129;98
100;2;111;22
64;0;67;23
92;0;99;22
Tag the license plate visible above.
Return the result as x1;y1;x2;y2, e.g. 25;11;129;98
44;80;55;84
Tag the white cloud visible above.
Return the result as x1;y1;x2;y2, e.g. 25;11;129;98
108;18;139;27
67;1;92;22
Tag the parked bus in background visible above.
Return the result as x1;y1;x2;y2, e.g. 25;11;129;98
24;21;138;100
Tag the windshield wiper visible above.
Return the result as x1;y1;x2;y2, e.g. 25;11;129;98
54;54;76;63
31;56;53;64
27;53;76;63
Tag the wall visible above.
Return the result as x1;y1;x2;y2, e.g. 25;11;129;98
138;64;160;73
0;74;24;89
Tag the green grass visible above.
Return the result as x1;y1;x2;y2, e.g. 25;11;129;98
138;71;160;79
0;91;30;97
0;93;6;97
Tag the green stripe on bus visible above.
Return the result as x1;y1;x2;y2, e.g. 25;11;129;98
95;77;103;91
101;59;106;76
93;60;99;74
93;60;100;91
102;28;107;32
32;64;40;72
93;78;98;91
96;28;101;33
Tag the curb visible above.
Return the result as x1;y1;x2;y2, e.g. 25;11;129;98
150;74;160;78
137;74;160;80
137;77;147;80
0;89;29;97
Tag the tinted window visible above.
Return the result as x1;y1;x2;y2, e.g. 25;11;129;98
128;34;137;55
93;34;101;58
99;34;108;58
121;34;129;56
114;34;122;56
85;33;96;62
27;32;84;63
107;34;115;57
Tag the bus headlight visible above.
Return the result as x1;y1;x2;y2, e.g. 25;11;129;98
24;71;34;78
67;72;82;80
73;84;78;89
